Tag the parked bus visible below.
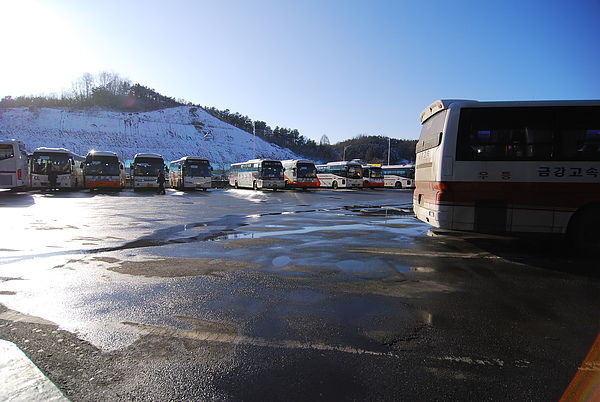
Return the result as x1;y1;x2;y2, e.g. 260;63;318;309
382;164;415;188
281;159;319;189
169;157;212;191
229;159;284;190
131;153;167;190
316;161;363;189
413;99;600;249
362;165;384;189
0;139;29;190
83;151;125;190
30;147;83;190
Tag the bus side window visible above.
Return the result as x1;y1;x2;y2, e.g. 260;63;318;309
559;107;600;161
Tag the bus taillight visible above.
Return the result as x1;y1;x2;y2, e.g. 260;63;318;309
435;182;453;202
17;169;22;180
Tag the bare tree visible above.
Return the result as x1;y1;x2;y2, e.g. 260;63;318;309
320;134;330;146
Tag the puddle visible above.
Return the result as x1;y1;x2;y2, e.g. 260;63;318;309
272;256;291;268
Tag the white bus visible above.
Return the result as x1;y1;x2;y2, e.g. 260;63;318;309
169;157;212;191
83;151;125;190
30;147;84;190
413;99;600;249
382;164;415;189
0;139;29;190
131;153;167;190
229;159;285;190
362;165;384;189
281;159;319;189
316;161;363;189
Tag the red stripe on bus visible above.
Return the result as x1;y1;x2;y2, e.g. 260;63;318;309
0;171;17;173
414;181;600;209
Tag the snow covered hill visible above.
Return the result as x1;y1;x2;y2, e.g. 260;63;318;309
0;106;301;167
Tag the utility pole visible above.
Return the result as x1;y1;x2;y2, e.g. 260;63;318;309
387;137;391;165
253;121;256;159
343;145;351;161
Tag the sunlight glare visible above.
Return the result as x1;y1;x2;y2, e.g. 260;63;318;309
0;0;98;95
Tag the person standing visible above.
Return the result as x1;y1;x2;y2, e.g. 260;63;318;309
48;165;58;191
157;170;166;195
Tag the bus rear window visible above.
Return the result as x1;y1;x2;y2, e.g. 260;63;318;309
0;144;15;160
417;110;447;153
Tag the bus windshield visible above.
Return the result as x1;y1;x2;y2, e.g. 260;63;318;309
347;165;362;179
32;153;71;174
185;161;211;177
85;156;120;176
297;163;317;178
369;167;383;178
260;162;283;179
0;144;15;160
134;158;164;176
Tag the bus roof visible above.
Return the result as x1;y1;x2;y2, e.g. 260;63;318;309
420;99;600;124
382;164;414;168
232;159;281;165
281;159;315;165
170;156;209;164
87;151;118;157
134;153;163;159
0;139;24;145
322;160;362;166
33;147;71;154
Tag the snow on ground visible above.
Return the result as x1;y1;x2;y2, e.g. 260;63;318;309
0;106;301;167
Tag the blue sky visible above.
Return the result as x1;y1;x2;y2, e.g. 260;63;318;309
1;0;598;143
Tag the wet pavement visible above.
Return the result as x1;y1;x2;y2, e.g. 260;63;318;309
0;188;598;401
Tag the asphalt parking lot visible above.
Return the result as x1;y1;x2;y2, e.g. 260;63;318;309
0;188;598;401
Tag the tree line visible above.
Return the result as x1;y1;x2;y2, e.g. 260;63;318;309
0;72;416;163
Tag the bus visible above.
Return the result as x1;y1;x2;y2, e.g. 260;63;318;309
362;165;384;189
413;99;600;249
229;159;285;190
169;157;212;191
131;153;167;190
382;164;415;189
316;161;363;189
0;139;29;190
281;159;319;189
83;151;125;190
30;147;84;190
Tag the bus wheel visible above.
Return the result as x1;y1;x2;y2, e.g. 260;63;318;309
332;181;338;190
567;206;600;255
253;181;258;191
395;181;402;189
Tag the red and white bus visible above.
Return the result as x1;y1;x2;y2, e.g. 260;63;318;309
0;139;29;190
362;165;384;189
281;159;319;189
413;99;600;248
316;161;363;189
83;151;125;190
382;164;415;189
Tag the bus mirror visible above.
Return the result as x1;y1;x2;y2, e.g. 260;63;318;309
210;166;213;171
119;164;124;169
292;167;297;174
80;162;84;169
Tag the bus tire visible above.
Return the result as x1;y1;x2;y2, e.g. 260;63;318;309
567;205;600;255
332;181;338;190
395;181;402;189
253;181;258;191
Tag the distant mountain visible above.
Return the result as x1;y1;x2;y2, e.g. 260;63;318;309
333;135;417;165
0;106;301;168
